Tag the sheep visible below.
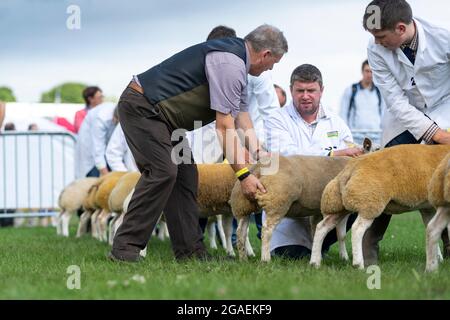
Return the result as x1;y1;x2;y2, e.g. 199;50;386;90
56;177;98;237
112;163;254;257
230;154;352;261
311;144;450;270
197;163;254;257
229;139;374;262
107;172;141;245
76;180;100;237
426;152;450;271
93;171;127;242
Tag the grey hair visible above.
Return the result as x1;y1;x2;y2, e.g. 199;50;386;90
290;64;323;88
244;24;288;56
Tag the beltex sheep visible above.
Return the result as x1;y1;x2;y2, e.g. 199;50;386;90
426;152;450;271
57;177;98;237
229;138;373;262
311;144;450;270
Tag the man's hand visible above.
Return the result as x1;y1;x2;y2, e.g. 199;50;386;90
99;167;109;176
333;147;364;157
240;174;266;200
432;129;450;145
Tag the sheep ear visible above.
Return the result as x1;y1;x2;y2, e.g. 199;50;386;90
363;138;372;152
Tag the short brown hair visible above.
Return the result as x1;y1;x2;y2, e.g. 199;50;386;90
290;64;323;88
363;0;413;31
207;26;236;41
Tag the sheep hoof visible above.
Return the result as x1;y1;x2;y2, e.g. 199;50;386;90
340;252;349;261
352;263;365;270
310;261;321;269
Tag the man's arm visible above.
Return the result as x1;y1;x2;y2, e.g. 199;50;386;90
216;111;266;199
0;101;5;129
235;111;263;159
368;48;434;140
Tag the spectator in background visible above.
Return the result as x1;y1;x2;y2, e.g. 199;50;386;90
75;103;118;178
28;123;38;131
105;123;138;172
4;122;15;131
74;86;104;133
274;84;287;107
339;60;385;145
0;101;5;129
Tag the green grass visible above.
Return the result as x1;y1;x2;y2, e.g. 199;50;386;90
0;212;449;299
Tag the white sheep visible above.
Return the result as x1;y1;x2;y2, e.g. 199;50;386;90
57;177;98;237
426;152;450;271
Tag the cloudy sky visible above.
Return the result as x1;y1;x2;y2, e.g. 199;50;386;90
1;0;449;112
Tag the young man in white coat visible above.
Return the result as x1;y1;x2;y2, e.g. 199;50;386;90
363;0;450;264
263;64;363;259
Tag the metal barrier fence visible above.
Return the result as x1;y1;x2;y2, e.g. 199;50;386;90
0;131;76;218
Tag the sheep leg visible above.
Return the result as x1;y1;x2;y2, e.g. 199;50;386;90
216;215;227;250
206;219;218;249
163;221;169;239
56;211;64;235
245;227;255;257
237;215;250;260
261;210;285;262
90;209;100;239
112;213;125;242
351;215;374;270
108;213;119;246
76;211;91;237
336;214;350;261
426;206;450;272
101;211;112;242
420;209;444;262
222;213;235;257
61;211;72;237
310;213;346;268
139;245;147;258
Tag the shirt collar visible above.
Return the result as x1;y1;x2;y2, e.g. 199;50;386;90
401;19;419;52
288;102;328;123
244;42;251;74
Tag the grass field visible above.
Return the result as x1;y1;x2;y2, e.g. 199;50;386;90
0;212;449;300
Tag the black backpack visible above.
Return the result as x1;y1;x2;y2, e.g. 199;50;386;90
347;82;382;123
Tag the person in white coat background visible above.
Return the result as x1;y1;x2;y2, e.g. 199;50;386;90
75;102;118;178
105;123;138;172
264;64;364;259
362;0;450;264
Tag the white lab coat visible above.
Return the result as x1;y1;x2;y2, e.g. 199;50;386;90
186;71;279;164
91;103;117;170
105;123;138;172
265;102;353;157
75;102;116;178
368;17;450;146
263;102;354;251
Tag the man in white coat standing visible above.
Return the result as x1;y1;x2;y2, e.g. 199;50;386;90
363;0;450;264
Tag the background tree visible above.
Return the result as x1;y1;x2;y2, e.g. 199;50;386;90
40;82;88;103
0;86;17;102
